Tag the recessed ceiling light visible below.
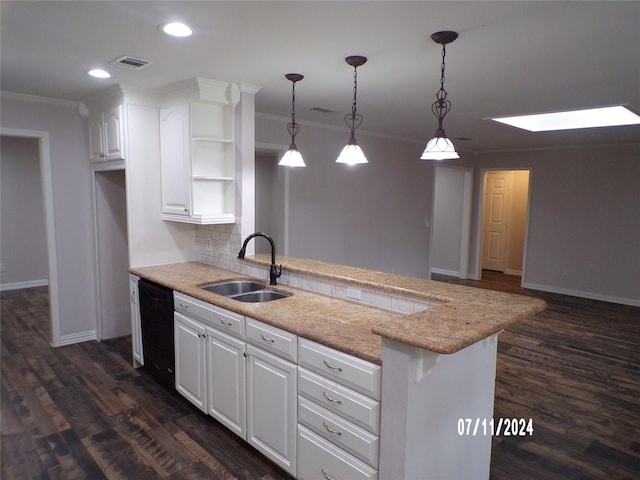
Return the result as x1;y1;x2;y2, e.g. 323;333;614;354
162;22;193;37
489;105;640;132
88;69;111;79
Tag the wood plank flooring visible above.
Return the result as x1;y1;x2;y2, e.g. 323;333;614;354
2;274;639;479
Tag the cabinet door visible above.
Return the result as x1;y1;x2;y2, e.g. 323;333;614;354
174;312;207;412
246;344;297;476
207;327;246;439
88;114;105;162
129;275;143;368
103;104;125;161
160;105;191;216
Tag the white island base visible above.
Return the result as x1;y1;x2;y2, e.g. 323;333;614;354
379;334;499;480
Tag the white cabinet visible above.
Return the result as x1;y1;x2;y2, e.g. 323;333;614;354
174;311;208;412
206;327;246;438
246;343;297;476
246;317;298;476
128;274;143;368
88;103;125;162
298;339;381;478
160;81;239;224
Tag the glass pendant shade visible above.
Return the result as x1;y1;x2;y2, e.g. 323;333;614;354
420;136;459;160
336;141;368;165
279;146;306;167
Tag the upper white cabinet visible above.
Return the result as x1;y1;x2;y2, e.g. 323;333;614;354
88;102;125;162
160;79;239;224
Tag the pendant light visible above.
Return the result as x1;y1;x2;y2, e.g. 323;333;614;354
336;55;368;165
279;73;306;167
421;31;460;161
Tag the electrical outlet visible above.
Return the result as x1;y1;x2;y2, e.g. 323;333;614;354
0;263;4;272
562;268;569;277
347;286;362;301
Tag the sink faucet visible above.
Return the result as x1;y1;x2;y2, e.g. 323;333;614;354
238;232;282;285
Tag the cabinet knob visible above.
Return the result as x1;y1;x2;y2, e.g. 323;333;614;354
260;334;275;343
323;360;343;372
322;422;342;436
322;469;337;480
322;391;342;404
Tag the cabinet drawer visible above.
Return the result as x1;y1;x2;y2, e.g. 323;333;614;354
174;292;245;339
298;425;377;480
299;339;381;400
299;368;380;435
299;397;379;468
246;317;297;362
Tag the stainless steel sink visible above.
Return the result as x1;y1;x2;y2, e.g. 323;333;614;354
231;290;292;303
200;280;266;296
200;279;291;302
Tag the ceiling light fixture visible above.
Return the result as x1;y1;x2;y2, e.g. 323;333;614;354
279;73;306;168
489;105;640;131
336;55;368;165
421;31;460;161
88;69;111;79
162;22;193;37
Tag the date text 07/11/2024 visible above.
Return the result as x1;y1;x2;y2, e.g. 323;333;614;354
457;418;534;437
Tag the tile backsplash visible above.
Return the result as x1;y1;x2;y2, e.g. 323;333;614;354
195;224;437;314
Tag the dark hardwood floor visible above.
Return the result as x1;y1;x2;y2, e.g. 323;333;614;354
2;274;639;479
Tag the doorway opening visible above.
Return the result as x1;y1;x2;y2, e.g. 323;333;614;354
93;168;130;340
1;128;61;345
478;169;531;282
255;148;288;255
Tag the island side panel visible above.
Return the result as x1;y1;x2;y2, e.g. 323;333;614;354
379;335;499;479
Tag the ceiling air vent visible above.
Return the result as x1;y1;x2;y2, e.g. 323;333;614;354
111;55;152;70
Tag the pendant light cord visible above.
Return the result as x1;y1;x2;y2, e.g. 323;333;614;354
287;80;300;143
345;65;363;141
432;42;452;134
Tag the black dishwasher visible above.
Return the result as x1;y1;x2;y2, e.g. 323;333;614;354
138;279;175;390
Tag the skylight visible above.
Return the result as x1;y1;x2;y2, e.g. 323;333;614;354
489;105;640;132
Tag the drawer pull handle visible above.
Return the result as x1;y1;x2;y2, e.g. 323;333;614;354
323;422;342;436
322;469;337;480
197;332;206;338
179;303;189;309
323;360;343;372
322;391;342;404
260;334;275;343
220;319;232;326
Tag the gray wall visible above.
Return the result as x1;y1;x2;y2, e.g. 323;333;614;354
0;136;48;286
465;146;640;304
1;94;97;338
256;115;433;278
257;114;639;304
431;166;465;275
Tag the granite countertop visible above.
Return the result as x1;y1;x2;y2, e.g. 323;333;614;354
130;258;546;364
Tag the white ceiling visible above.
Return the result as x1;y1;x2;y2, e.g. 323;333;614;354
2;1;639;153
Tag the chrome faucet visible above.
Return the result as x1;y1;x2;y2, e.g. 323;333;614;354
238;232;282;285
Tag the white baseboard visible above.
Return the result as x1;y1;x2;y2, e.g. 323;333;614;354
431;267;461;277
0;279;49;291
523;282;640;307
54;330;97;347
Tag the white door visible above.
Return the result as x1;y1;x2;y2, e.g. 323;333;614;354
246;344;297;476
174;312;207;412
207;327;247;439
482;171;512;272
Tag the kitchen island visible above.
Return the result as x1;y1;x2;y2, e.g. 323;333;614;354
130;258;545;479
